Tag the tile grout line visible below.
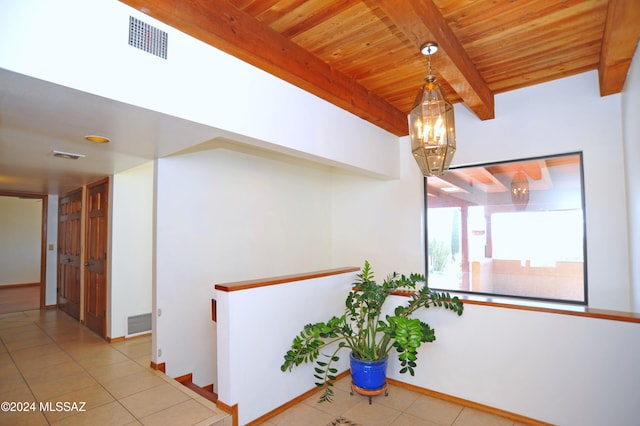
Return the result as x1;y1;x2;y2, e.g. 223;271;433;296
450;406;464;425
3;311;230;425
32;313;211;424
30;312;143;424
0;312;46;421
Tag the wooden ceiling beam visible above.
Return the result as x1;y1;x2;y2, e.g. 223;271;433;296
598;0;640;96
373;0;494;121
119;0;409;136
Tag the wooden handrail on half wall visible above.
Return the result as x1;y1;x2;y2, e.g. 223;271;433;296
214;266;360;292
213;266;360;426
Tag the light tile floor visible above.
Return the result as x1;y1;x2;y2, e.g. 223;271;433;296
261;375;535;426
0;309;231;426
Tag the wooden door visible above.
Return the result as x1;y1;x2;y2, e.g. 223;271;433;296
57;189;82;320
84;179;109;337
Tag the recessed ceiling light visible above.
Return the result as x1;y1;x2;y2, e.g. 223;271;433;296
441;186;463;193
85;135;110;143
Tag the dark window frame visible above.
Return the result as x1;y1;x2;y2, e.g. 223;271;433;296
424;151;588;306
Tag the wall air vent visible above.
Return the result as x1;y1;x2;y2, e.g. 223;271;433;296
129;16;168;59
128;313;152;335
53;150;85;160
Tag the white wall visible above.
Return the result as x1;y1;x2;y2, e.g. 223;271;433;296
331;139;425;277
216;271;355;425
0;194;57;304
110;162;154;338
0;196;41;285
155;146;336;386
332;70;632;312
380;70;639;425
622;43;640;312
453;71;630;311
398;302;640;426
0;0;399;179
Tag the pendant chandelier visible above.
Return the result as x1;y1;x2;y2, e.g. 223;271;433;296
408;42;456;176
511;170;530;210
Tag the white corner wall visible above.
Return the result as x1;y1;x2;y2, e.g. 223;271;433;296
453;71;630;311
110;161;154;338
622;42;640;312
331;138;425;277
155;147;336;386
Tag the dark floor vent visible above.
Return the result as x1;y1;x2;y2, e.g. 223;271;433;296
128;16;168;59
127;313;152;335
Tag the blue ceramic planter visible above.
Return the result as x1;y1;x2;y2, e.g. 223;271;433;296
350;352;388;391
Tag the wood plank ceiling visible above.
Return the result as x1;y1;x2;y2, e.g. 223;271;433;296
121;0;639;137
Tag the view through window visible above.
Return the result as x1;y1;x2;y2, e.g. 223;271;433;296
425;152;587;304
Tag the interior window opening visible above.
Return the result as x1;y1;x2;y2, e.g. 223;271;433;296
425;152;587;305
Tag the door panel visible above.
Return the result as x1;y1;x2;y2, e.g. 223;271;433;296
57;189;82;320
84;179;108;337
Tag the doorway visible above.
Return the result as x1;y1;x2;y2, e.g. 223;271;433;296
0;193;47;314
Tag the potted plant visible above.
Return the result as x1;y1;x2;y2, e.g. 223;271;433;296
281;260;464;402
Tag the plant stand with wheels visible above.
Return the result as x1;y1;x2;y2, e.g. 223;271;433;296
350;381;388;405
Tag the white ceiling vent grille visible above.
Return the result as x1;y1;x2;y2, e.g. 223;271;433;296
129;16;168;59
53;150;85;160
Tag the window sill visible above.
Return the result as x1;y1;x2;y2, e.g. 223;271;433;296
456;294;640;324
